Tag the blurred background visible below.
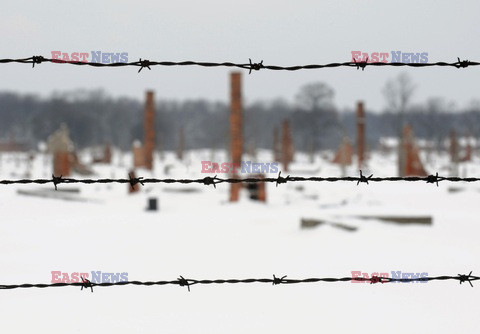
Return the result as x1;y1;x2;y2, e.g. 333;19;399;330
0;1;479;333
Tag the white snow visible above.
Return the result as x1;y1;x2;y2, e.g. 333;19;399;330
0;149;479;333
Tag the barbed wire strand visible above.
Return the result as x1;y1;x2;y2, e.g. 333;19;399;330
1;171;479;190
0;56;478;73
1;272;477;292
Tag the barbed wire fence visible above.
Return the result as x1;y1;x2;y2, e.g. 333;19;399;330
0;56;479;73
1;54;479;293
1;272;477;293
0;171;478;190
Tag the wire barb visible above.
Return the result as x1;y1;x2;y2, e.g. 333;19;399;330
275;171;290;187
353;57;368;71
202;175;221;188
272;275;287;285
455;57;470;69
177;276;191;292
426;172;441;186
80;276;93;293
458;271;474;287
32;56;44;68
52;174;62;190
248;58;264;74
357;170;373;185
128;173;144;190
138;58;152;73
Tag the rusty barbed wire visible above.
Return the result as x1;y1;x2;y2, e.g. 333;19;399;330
0;171;479;190
0;272;477;292
0;56;479;73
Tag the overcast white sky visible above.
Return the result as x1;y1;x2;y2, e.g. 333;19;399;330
1;0;479;112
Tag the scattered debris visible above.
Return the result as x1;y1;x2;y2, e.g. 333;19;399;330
448;187;465;193
162;187;201;193
146;197;158;211
300;218;358;232
355;215;432;225
16;188;100;203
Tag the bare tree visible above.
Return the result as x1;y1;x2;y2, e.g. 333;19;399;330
463;99;480;139
412;97;452;162
295;82;334;112
294;82;339;151
382;72;416;137
382;73;416;175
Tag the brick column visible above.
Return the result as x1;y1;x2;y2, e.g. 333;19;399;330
356;101;365;169
230;72;243;202
332;137;353;165
177;126;185;161
144;91;155;170
402;124;427;176
449;129;459;175
104;143;112;164
257;178;266;202
449;129;458;163
133;141;145;168
53;151;71;176
282;120;293;172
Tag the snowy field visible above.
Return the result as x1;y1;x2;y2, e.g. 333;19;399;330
0;149;479;333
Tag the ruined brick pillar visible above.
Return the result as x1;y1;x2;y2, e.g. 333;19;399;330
462;137;472;162
257;179;266;202
48;123;73;177
449;129;459;163
332;137;353;165
449;129;459;175
104;143;112;164
230;72;243;202
282;120;293;172
144;91;155;170
132;141;145;168
397;141;404;176
176;126;185;161
53;151;71;176
401;124;427;176
288;128;294;164
356;101;365;169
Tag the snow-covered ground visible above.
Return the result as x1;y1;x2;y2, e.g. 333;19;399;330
0;149;479;333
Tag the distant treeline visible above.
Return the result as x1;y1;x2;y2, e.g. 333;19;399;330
0;89;479;152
